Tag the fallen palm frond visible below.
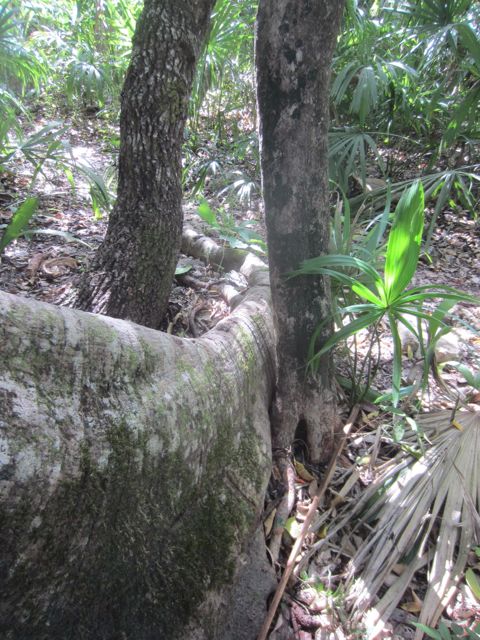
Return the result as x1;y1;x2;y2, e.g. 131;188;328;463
344;409;480;639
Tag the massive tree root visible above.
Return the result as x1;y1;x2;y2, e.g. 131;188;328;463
0;260;275;640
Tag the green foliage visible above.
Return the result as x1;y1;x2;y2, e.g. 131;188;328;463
465;568;480;601
292;182;479;404
414;620;480;640
76;162;117;219
450;363;480;391
191;0;256;131
0;121;69;177
332;0;480;151
197;199;265;254
20;0;142;110
329;129;386;192
332;14;416;128
0;196;38;254
0;3;45;105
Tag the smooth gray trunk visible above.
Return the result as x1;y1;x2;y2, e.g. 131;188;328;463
256;0;345;461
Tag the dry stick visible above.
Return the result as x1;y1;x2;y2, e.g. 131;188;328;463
257;405;360;640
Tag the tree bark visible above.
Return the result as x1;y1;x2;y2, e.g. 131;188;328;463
0;263;275;640
77;0;215;329
256;0;345;461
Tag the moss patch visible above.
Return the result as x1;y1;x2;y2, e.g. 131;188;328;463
0;418;260;640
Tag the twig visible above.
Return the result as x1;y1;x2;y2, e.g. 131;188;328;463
257;405;360;640
268;455;296;562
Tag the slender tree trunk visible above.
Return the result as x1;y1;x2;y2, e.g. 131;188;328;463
77;0;215;329
256;0;345;461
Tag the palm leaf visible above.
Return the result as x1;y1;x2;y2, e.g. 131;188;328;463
345;410;480;638
0;197;39;253
384;181;424;303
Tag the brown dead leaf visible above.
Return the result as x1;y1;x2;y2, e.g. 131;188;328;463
263;508;276;538
42;256;77;277
27;252;47;279
400;589;423;613
295;460;316;482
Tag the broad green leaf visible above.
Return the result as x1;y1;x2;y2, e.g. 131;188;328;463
294;253;382;286
284;516;302;539
197;200;217;226
175;264;192;276
438;621;452;640
0;197;39;254
465;568;480;601
384;181;424;304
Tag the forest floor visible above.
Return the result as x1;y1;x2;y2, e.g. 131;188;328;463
1;112;480;639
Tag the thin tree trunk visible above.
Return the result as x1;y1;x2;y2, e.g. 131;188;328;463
77;0;215;329
256;0;345;461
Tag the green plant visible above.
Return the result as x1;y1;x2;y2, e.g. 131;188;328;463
328;129;386;192
450;363;480;392
190;0;256;133
347;165;480;252
465;568;480;602
0;3;45;108
22;0;141;111
197;199;265;254
442;23;480;147
414;619;480;639
75;161;117;219
332;15;416;128
0;194;92;255
0;121;69;178
292;181;479;405
0;196;38;254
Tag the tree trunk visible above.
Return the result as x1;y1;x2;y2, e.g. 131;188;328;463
0;263;275;640
256;0;345;461
77;0;215;329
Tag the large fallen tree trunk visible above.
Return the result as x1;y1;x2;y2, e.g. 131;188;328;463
0;264;275;640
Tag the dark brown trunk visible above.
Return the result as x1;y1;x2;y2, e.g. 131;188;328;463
77;0;215;329
256;0;345;461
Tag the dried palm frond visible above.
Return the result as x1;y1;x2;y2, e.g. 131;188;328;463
345;409;480;639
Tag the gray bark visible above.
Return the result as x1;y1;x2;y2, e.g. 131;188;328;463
256;0;345;461
77;0;216;329
0;263;275;640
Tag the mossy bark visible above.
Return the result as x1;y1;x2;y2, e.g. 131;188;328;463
0;271;274;640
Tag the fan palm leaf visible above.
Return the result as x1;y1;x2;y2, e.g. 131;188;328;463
345;409;480;638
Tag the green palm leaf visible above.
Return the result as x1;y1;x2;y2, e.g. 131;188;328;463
383;181;424;303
